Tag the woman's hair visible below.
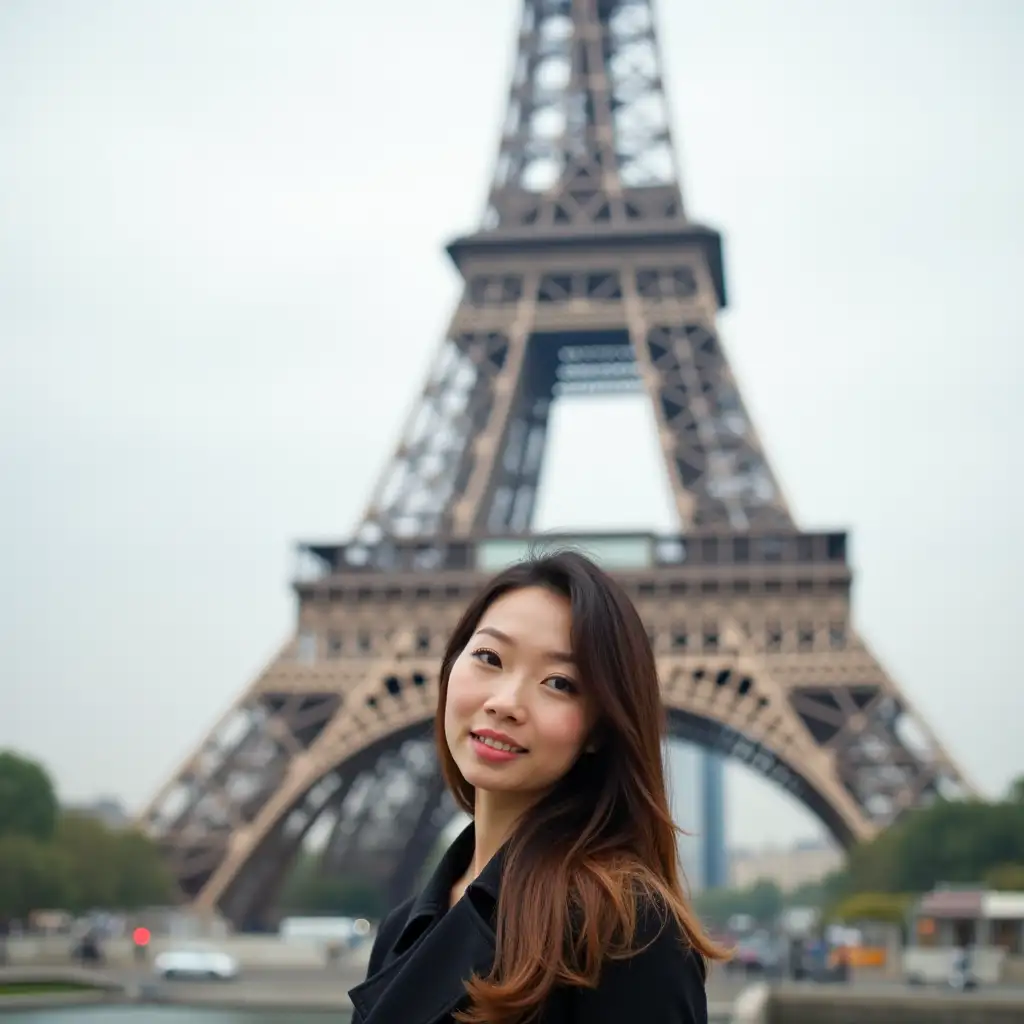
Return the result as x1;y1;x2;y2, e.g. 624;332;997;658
435;550;727;1024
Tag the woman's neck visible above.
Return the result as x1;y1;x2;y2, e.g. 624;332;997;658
468;789;532;878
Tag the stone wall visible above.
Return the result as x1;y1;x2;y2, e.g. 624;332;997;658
730;983;1024;1024
766;987;1024;1024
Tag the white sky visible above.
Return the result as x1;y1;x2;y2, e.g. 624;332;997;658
1;0;1021;849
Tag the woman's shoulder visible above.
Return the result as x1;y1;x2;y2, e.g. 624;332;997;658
569;890;708;1023
625;889;707;968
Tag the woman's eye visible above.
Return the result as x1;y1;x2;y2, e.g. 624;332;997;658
544;676;577;694
471;648;501;667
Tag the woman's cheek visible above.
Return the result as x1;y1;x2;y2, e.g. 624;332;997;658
446;670;483;721
542;707;589;750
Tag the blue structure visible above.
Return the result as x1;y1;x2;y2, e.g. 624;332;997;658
699;749;728;890
666;741;728;893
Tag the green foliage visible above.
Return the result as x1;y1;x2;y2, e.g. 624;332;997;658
280;851;386;919
984;863;1024;891
786;879;828;908
844;797;1024;895
786;870;851;912
0;836;73;919
694;867;857;929
54;813;119;911
748;879;785;922
694;792;1024;930
829;891;912;925
51;814;175;912
695;878;784;926
0;751;173;921
0;751;59;842
110;829;177;910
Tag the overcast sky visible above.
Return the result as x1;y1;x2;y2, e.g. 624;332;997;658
1;0;1021;850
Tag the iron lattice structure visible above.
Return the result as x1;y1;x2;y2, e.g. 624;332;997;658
140;0;972;928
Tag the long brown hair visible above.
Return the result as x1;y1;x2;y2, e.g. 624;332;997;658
435;550;727;1024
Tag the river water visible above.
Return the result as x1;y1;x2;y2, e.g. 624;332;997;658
2;1009;351;1023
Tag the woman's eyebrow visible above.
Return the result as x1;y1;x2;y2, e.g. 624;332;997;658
475;626;575;665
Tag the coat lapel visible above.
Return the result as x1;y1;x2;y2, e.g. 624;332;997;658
348;822;505;1024
349;895;496;1024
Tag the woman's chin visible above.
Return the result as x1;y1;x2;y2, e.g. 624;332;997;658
458;759;538;798
458;761;518;791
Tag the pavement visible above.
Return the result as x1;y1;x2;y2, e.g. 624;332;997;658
6;960;1024;1017
119;962;364;1006
2;961;745;1016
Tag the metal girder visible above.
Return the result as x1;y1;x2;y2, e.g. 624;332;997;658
318;735;438;885
484;0;685;230
353;260;793;543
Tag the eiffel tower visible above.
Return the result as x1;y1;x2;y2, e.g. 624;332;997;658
140;0;973;928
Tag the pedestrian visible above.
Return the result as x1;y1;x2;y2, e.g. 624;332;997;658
348;551;726;1024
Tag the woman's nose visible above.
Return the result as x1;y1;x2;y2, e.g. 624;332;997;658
482;676;526;719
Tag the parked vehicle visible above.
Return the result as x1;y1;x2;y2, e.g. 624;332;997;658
153;944;239;981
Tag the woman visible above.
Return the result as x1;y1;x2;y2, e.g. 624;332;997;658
348;551;725;1024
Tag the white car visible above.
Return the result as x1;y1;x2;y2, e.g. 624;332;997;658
153;945;239;981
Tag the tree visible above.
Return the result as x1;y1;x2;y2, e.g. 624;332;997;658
1007;776;1024;806
0;750;59;842
984;864;1024;891
830;892;912;925
109;829;176;909
48;813;177;911
747;879;784;923
45;813;177;912
0;836;73;919
786;870;850;912
284;875;386;919
844;797;1024;895
280;852;386;919
53;812;119;911
0;752;174;920
694;879;784;927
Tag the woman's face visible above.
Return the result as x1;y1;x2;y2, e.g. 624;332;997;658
444;586;596;807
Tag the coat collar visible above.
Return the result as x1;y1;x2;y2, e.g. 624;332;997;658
400;820;499;946
348;821;505;1024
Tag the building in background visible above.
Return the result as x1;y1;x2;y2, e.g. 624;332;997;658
729;838;843;893
666;740;727;894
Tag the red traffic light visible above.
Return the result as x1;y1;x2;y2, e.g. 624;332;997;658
132;927;151;946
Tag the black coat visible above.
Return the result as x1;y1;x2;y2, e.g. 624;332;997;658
347;824;708;1024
